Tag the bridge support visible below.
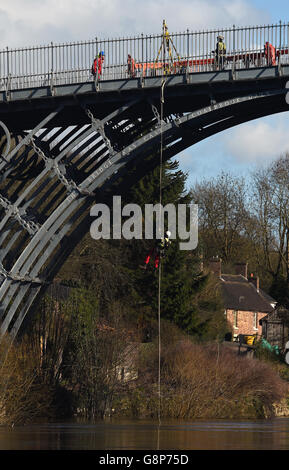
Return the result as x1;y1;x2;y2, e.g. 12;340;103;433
0;82;287;344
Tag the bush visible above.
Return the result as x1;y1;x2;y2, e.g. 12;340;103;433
161;342;286;419
118;339;287;420
0;338;55;425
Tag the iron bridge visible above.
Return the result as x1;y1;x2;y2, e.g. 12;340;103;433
1;21;289;343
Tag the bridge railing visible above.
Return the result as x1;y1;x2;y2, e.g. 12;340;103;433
0;21;288;92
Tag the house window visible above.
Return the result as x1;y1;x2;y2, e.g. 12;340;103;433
233;310;238;329
253;312;258;330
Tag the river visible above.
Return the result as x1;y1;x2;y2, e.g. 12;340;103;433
0;418;289;450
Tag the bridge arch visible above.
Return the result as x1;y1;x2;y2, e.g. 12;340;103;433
1;28;289;342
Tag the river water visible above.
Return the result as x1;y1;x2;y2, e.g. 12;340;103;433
1;418;289;450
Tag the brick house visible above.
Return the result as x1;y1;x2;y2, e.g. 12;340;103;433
209;258;276;341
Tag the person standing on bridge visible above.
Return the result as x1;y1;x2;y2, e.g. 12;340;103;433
92;51;105;80
264;42;276;66
127;54;136;78
214;35;226;70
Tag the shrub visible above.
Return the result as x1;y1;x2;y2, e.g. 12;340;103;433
160;342;286;419
124;339;287;419
0;338;55;425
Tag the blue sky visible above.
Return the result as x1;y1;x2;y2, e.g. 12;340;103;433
0;0;289;187
251;0;289;23
180;111;289;188
179;0;289;188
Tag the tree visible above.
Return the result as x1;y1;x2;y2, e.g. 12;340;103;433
269;274;289;309
120;159;201;334
119;158;227;339
191;172;250;265
67;293;136;418
250;153;289;293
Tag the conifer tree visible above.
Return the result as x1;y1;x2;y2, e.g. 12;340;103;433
122;158;225;338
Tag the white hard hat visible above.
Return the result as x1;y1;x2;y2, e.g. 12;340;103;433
166;230;171;237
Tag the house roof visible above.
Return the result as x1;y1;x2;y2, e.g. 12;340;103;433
260;307;289;324
258;288;276;306
220;274;275;313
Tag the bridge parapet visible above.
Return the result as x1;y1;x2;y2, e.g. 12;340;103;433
0;21;289;92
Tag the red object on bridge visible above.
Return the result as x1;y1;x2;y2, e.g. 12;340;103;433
92;55;105;78
127;55;136;77
264;42;276;66
128;43;285;77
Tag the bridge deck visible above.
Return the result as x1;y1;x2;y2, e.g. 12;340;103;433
1;64;289;132
1;64;289;103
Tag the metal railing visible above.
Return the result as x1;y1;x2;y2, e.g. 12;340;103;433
0;21;288;92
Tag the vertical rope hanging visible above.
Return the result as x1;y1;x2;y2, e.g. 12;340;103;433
157;21;167;449
157;78;166;438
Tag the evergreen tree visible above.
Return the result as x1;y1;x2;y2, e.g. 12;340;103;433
269;275;289;309
122;157;223;338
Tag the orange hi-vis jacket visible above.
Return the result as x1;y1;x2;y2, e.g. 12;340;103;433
92;57;104;77
264;42;276;66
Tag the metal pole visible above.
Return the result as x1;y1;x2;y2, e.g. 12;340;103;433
6;47;9;79
95;37;98;88
233;24;235;72
187;28;189;62
141;33;144;77
6;47;10;94
279;20;282;64
50;41;54;91
286;23;289;64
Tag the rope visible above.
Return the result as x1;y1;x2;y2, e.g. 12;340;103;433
157;78;166;448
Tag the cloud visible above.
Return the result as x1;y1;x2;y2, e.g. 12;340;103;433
0;0;270;47
174;112;289;187
222;114;289;164
177;133;248;187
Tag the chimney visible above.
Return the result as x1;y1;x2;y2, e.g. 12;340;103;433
249;273;259;292
235;262;248;279
209;257;222;277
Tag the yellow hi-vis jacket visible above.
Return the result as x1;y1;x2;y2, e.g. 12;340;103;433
216;41;226;55
157;237;171;250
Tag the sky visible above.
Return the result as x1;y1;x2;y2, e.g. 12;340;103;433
1;0;289;187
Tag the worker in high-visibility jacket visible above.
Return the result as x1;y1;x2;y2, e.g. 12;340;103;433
214;35;226;69
92;51;105;79
264;42;276;66
143;231;172;269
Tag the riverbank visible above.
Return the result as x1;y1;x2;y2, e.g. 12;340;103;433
106;341;289;421
1;332;289;425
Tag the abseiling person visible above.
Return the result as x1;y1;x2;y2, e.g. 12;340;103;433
142;231;172;270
